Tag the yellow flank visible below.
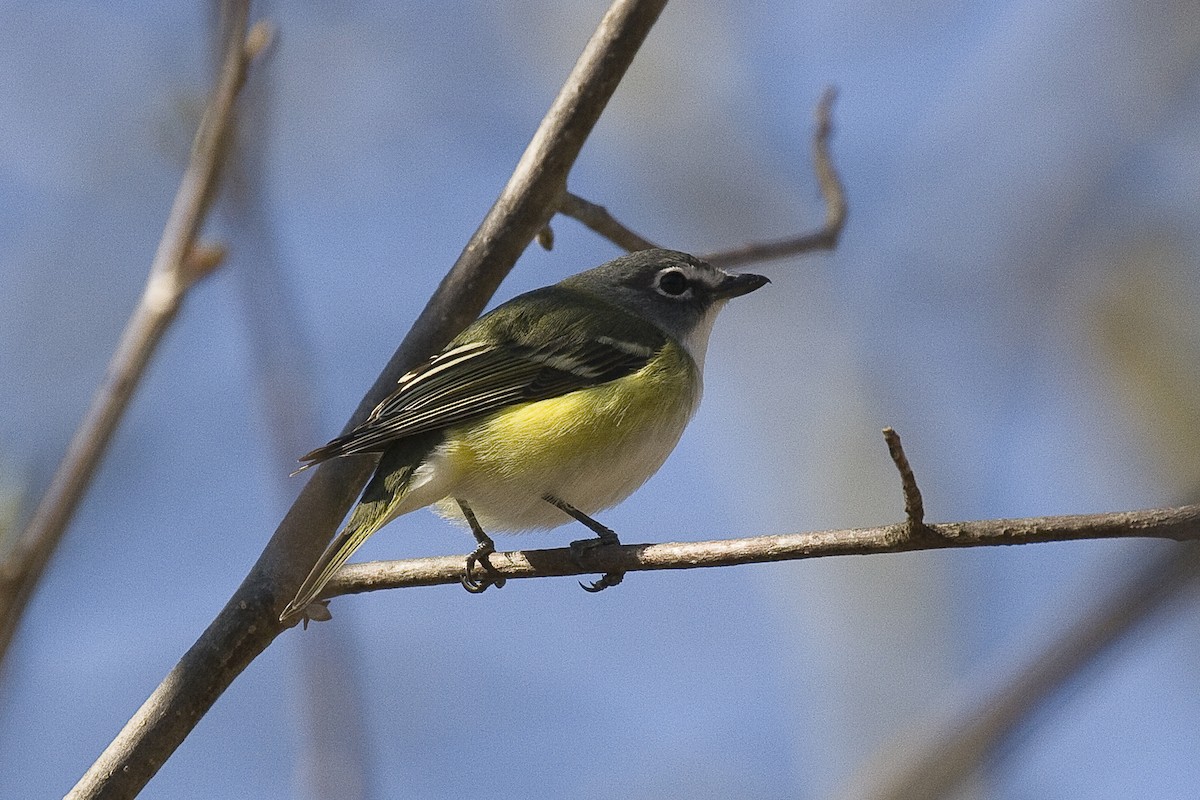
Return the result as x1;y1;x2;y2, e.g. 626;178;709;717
433;341;701;529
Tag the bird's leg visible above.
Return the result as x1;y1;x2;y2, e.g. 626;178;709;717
543;494;625;592
457;499;506;593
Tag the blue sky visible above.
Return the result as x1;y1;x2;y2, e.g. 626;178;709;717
2;2;1200;798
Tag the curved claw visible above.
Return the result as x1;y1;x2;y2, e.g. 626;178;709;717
462;573;491;593
461;551;506;594
569;531;624;594
579;571;625;593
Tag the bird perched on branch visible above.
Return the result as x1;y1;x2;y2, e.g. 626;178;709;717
281;248;768;623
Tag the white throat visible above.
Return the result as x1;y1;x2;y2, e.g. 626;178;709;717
679;301;726;371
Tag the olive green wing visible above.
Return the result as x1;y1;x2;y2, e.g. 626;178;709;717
299;288;666;467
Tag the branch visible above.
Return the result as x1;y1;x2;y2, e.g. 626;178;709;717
704;86;847;268
70;2;669;797
557;191;659;251
552;87;848;269
826;440;1200;799
0;3;269;668
314;428;1195;601
882;426;926;528
834;543;1200;800
318;505;1200;599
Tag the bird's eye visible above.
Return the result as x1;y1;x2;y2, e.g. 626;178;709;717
656;269;689;297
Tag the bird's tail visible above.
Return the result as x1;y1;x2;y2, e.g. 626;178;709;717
279;516;379;622
279;434;440;623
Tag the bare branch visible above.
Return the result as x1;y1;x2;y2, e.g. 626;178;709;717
0;5;267;668
181;241;228;286
70;2;670;797
558;191;659;251
882;427;926;528
704;86;847;268
834;543;1200;800
554;87;849;269
315;505;1200;601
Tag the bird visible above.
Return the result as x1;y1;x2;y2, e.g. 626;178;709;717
280;248;768;623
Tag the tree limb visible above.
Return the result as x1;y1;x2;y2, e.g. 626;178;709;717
311;429;1196;602
827;437;1200;800
69;1;669;797
557;191;660;251
318;505;1200;600
704;86;847;268
0;3;269;669
551;88;848;268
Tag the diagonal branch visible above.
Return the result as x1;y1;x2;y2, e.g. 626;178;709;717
69;2;669;797
833;542;1200;800
557;191;660;251
316;505;1200;600
0;3;270;669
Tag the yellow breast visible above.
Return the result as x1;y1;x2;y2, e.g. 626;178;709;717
431;341;702;530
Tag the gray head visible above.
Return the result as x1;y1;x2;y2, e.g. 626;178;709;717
559;249;768;364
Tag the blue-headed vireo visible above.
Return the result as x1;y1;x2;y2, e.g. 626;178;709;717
281;248;767;622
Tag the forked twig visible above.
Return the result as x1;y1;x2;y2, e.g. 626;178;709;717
558;191;659;251
705;86;847;267
554;87;848;269
0;4;270;668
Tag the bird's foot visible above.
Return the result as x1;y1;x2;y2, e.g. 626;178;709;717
461;540;506;594
569;529;624;593
457;498;506;594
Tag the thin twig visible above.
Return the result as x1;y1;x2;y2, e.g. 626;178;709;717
0;4;268;668
704;86;847;268
554;88;848;268
315;505;1200;600
882;427;926;528
70;2;669;797
558;191;660;251
833;543;1200;800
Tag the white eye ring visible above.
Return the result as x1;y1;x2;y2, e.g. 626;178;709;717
655;268;691;297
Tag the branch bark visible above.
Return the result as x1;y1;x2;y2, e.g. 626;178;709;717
316;505;1200;600
557;191;660;251
69;2;669;797
0;2;268;669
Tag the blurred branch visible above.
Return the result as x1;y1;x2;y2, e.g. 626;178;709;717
705;87;847;268
557;191;659;251
211;3;374;795
553;88;847;269
0;3;268;669
0;486;19;557
835;266;1200;800
833;543;1200;800
70;2;670;797
318;504;1200;600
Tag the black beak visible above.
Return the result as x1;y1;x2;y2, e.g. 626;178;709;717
712;271;770;300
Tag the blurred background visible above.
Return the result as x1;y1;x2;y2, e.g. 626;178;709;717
2;1;1200;797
